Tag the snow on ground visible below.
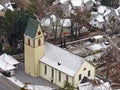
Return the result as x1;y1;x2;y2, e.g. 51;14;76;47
6;76;53;90
7;77;24;87
27;85;53;90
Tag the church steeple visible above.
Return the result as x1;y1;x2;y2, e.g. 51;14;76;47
24;18;45;77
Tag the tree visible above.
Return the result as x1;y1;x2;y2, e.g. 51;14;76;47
97;47;120;89
59;81;76;90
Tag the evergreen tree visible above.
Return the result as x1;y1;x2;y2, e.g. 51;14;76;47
59;81;76;90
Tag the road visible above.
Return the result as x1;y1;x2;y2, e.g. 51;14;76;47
0;76;20;90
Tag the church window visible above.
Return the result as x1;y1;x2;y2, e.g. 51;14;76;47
79;74;81;80
66;75;68;82
59;72;61;82
38;39;41;46
52;68;54;78
88;70;91;77
45;65;47;75
28;39;30;46
38;31;41;35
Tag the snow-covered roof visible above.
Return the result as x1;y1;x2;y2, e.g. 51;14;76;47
41;18;51;26
78;82;112;90
71;0;96;7
41;16;71;27
0;1;14;11
40;42;85;76
0;4;4;10
0;53;19;71
97;5;107;14
5;1;14;11
93;35;103;39
60;19;71;27
95;14;105;22
59;0;69;4
85;55;95;61
0;53;19;65
87;44;103;51
115;6;120;16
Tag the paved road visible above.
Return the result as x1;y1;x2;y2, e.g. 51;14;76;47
0;76;20;90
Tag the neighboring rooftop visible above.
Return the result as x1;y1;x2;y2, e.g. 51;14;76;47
0;53;19;71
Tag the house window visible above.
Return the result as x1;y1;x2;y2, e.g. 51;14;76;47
88;70;91;77
28;39;30;46
79;74;81;80
66;75;68;82
38;39;41;46
59;72;61;82
45;65;47;75
38;31;41;35
52;68;54;78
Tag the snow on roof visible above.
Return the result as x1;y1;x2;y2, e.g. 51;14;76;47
115;6;120;16
0;53;19;71
0;57;15;71
85;55;95;61
93;35;103;39
71;0;83;7
71;0;96;7
97;5;107;14
0;4;4;10
78;82;112;90
41;18;51;26
95;14;105;22
5;1;14;11
0;53;19;65
87;44;103;51
59;0;69;4
60;19;71;27
40;42;85;76
41;15;56;26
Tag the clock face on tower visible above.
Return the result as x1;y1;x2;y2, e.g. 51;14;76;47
38;31;41;35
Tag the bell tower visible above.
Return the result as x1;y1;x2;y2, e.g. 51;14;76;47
24;18;45;77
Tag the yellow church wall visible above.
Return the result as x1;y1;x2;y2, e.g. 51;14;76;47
40;62;74;87
74;61;95;87
25;44;35;77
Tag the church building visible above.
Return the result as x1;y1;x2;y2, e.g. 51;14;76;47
24;18;95;87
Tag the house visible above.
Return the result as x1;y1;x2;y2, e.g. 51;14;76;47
89;5;117;29
89;13;105;28
24;18;95;88
70;0;96;11
93;35;104;43
78;80;112;90
40;15;71;38
86;44;103;54
0;0;14;16
0;53;19;76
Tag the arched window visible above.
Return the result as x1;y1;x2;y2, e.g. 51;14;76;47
28;39;30;46
38;39;41;46
38;31;41;35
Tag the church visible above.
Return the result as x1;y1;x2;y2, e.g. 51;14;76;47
24;18;95;87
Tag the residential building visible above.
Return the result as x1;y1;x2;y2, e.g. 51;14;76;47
24;18;95;88
0;53;19;76
0;0;14;16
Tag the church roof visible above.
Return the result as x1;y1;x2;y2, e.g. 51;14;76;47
40;42;85;77
24;18;39;39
